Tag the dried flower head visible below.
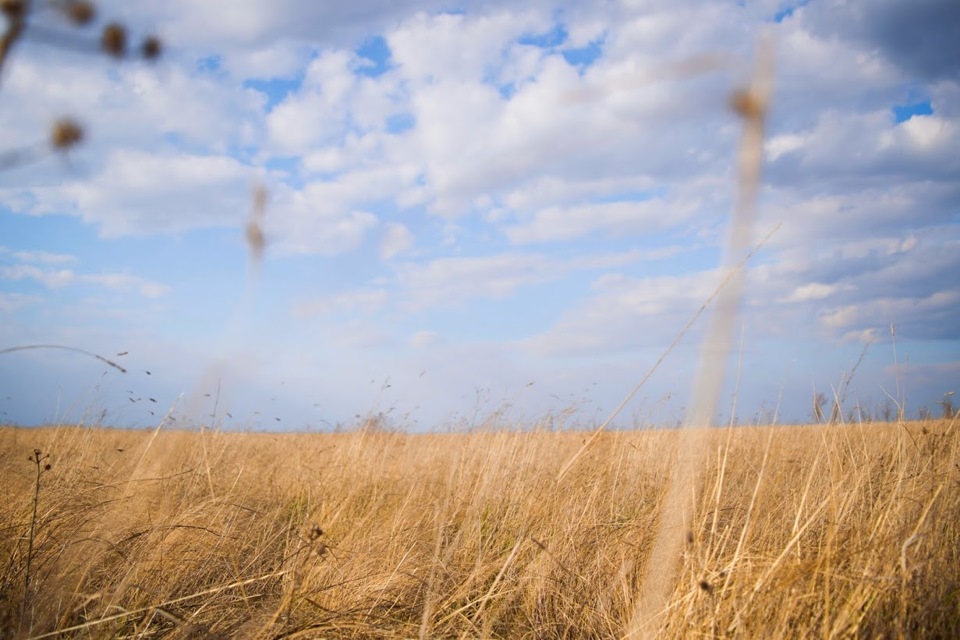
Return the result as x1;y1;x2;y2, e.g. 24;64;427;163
50;118;84;151
730;88;765;120
246;185;268;264
246;221;265;262
141;35;162;60
1;0;25;20
101;22;127;58
64;1;95;26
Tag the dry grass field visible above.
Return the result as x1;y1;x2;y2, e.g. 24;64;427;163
0;419;957;639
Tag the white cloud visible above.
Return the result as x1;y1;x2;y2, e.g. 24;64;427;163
267;208;378;256
0;52;265;155
0;247;76;265
393;253;556;310
504;198;696;244
524;269;723;356
819;290;960;337
264;161;426;255
898;115;954;151
220;42;315;79
780;282;852;303
765;109;959;187
380;222;414;259
265;51;363;154
0;264;170;298
765;133;805;161
15;250;75;265
62;150;253;236
0;265;76;288
388;10;549;83
2;0;958;428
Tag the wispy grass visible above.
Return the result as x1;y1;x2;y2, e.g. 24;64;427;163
0;418;957;638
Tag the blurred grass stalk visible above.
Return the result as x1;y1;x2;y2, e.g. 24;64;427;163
626;35;775;639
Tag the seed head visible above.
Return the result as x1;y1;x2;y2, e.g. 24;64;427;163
1;0;25;21
101;22;127;58
141;35;162;60
246;185;268;263
64;1;95;26
50;118;84;151
246;221;265;261
730;88;764;120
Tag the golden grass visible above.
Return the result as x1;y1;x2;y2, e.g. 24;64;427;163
0;419;957;638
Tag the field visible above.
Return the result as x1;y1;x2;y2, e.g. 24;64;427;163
1;419;958;639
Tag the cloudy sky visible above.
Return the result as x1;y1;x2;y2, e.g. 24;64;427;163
1;0;957;430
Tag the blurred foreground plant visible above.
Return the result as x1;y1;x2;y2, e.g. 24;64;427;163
0;0;161;169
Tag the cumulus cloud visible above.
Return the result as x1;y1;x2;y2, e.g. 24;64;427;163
797;0;960;83
1;0;957;427
764;110;960;188
264;50;394;154
821;289;960;341
56;150;252;236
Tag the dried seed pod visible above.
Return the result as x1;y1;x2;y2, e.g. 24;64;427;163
246;184;267;263
50;118;84;150
64;1;95;26
246;221;265;261
101;22;127;58
730;88;764;119
1;0;25;20
141;35;162;60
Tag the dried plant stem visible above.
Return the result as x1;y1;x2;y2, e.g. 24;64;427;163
625;36;774;639
29;570;291;639
21;447;50;630
0;344;127;373
556;223;779;484
890;323;904;421
0;0;29;86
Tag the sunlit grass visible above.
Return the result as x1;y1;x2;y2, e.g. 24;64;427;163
1;418;956;638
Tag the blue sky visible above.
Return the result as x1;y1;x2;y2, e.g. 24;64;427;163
1;0;958;430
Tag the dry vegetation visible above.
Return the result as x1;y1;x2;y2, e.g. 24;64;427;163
0;418;957;639
3;6;958;639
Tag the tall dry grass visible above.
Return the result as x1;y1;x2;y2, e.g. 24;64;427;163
0;418;957;638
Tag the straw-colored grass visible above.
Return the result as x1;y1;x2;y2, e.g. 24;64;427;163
0;418;957;638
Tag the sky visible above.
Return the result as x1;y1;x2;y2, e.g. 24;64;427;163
1;0;958;431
